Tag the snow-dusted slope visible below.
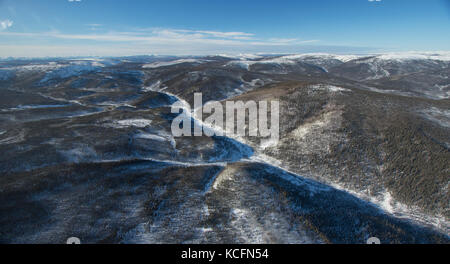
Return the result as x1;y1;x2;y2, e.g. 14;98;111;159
142;59;206;69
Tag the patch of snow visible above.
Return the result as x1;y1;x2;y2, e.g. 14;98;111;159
434;84;450;97
0;131;25;145
249;153;283;167
362;85;418;98
96;102;136;109
421;107;450;128
1;104;70;112
114;119;153;128
212;166;236;190
142;80;168;92
435;84;450;90
381;191;394;214
134;131;177;149
134;132;167;142
260;138;279;150
309;84;351;93
37;93;85;106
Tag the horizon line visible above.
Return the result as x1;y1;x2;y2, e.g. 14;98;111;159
1;50;450;60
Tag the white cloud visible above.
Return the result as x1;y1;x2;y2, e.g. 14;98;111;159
68;0;82;2
368;0;382;2
134;28;255;40
177;29;255;40
0;28;321;57
0;19;13;30
0;28;317;46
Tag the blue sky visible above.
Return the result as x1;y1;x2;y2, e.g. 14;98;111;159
0;0;449;57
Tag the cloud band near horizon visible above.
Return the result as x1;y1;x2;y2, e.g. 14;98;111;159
0;28;330;57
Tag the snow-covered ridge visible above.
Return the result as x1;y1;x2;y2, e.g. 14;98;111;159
40;62;103;83
0;60;109;82
277;53;362;63
216;53;264;60
1;60;108;72
142;59;206;69
224;52;450;80
225;53;363;70
373;51;450;62
226;51;450;69
2;63;63;72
